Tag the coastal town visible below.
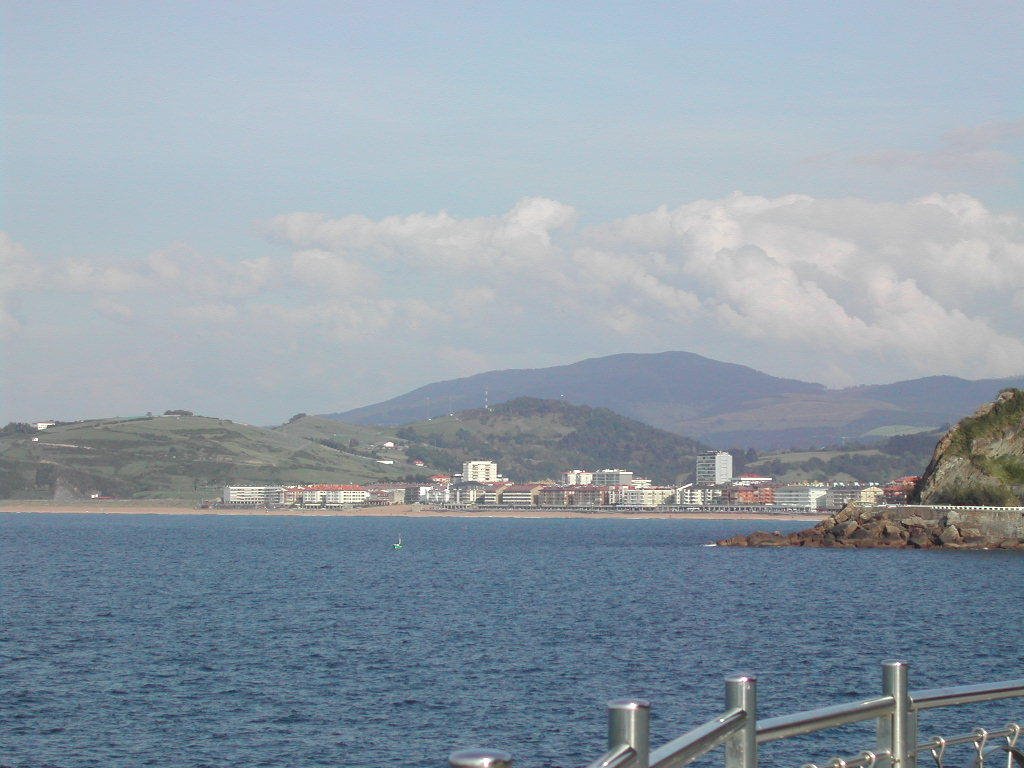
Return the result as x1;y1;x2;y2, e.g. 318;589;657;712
220;451;920;513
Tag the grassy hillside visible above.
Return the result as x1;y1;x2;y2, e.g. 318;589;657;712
912;389;1024;505
748;429;942;484
394;397;708;484
0;414;431;500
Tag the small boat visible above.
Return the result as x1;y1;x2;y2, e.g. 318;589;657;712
393;536;403;550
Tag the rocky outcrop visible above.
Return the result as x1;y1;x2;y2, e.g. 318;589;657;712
717;502;1024;550
911;389;1024;506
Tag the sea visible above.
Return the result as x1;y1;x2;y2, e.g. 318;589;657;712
2;513;1023;768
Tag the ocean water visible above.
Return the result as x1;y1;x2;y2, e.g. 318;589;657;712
2;513;1023;768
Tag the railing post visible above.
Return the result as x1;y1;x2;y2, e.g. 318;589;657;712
879;660;916;768
725;675;758;768
449;748;513;768
608;698;652;768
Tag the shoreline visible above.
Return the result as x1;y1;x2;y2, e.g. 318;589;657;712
0;500;824;522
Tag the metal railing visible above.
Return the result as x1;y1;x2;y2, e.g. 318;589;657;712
448;661;1024;768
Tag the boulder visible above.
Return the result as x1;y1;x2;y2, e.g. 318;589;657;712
908;533;933;549
834;506;854;523
939;524;962;545
747;531;787;547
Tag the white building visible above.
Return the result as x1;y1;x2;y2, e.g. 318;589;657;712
222;485;283;506
620;486;677;508
560;469;594;485
593;469;634;486
462;460;499;483
33;421;56;431
696;451;733;485
774;485;828;509
424;483;453;505
301;484;370;507
676;483;716;505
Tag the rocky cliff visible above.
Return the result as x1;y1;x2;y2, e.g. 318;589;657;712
719;389;1024;550
911;388;1024;506
717;502;1024;550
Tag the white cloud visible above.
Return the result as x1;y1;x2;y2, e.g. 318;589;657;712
290;248;376;290
5;192;1024;423
264;196;577;273
0;232;41;292
264;192;1024;382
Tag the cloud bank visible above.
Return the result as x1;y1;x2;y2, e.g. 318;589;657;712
3;193;1024;421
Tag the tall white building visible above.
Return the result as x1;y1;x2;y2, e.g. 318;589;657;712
696;451;733;485
462;460;499;483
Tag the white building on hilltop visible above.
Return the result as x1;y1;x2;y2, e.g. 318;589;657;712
696;451;733;486
462;460;499;483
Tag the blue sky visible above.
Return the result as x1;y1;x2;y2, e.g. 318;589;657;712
2;2;1023;424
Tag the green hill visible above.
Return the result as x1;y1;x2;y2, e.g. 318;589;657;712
748;429;943;484
911;389;1024;505
394;397;708;484
0;414;431;500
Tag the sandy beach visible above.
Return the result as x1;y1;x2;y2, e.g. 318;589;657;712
0;500;824;522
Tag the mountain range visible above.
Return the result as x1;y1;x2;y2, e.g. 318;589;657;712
327;351;1024;449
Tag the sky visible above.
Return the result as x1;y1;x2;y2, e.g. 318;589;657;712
2;1;1023;425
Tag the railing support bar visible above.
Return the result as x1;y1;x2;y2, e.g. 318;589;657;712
609;699;652;768
880;661;916;768
449;748;513;768
725;675;757;768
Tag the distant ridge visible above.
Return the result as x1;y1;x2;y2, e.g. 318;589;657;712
329;350;822;426
325;351;1024;450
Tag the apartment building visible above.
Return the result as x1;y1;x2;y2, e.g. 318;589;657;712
676;483;716;505
774;484;828;509
538;486;572;507
498;484;544;507
620;486;678;508
569;485;607;507
482;483;512;506
593;469;634;486
222;485;283;506
560;469;594;485
696;451;733;485
301;484;370;507
731;485;775;504
462;460;499;483
450;481;485;505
